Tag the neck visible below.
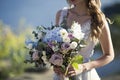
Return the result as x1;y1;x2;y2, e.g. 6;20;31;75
73;2;88;15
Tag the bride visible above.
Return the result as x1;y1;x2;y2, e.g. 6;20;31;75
53;0;114;80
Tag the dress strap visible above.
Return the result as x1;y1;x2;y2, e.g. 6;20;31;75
59;7;69;25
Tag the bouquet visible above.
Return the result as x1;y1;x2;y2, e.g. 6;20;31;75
24;21;86;79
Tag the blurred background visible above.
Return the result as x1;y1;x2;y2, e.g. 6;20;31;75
0;0;120;80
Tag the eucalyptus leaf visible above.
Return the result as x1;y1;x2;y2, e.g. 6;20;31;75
71;55;83;64
72;62;79;70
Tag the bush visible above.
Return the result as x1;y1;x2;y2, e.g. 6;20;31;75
0;20;33;80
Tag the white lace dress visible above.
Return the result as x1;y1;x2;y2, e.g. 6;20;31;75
53;7;101;80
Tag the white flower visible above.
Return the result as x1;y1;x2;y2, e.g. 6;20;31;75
73;31;84;41
27;43;33;49
71;22;80;30
60;29;68;38
70;42;78;49
71;22;85;40
79;44;86;48
38;32;42;39
63;37;71;43
52;46;59;52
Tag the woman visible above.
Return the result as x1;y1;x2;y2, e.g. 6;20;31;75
53;0;114;80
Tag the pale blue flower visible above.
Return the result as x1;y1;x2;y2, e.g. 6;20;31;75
42;27;64;43
25;39;37;49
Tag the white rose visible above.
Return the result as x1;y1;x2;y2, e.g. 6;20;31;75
63;37;71;43
73;32;84;40
70;42;78;49
60;29;68;37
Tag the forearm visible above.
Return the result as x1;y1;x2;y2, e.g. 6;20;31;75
83;21;115;71
82;53;114;71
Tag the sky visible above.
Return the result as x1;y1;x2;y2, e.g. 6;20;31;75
0;0;120;28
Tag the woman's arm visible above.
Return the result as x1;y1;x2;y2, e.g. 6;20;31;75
55;10;62;26
83;18;115;71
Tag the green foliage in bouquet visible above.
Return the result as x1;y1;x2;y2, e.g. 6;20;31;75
72;55;83;67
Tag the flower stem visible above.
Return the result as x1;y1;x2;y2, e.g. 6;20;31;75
64;60;72;76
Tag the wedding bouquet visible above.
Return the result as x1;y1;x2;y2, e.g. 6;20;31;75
24;21;86;75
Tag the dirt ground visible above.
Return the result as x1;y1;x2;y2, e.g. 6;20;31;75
9;68;120;80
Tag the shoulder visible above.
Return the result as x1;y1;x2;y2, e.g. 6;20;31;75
55;10;62;26
56;10;62;18
99;16;111;42
55;7;69;25
101;15;110;33
101;14;109;27
101;16;111;36
56;7;69;17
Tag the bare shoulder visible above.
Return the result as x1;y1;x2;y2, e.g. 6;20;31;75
55;10;62;25
102;16;110;33
56;10;62;17
100;16;110;36
99;16;112;46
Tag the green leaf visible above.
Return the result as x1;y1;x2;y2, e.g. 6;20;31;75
80;40;87;45
71;55;83;64
61;65;66;71
72;62;79;70
71;38;79;43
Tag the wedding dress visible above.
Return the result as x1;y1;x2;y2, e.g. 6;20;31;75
53;7;101;80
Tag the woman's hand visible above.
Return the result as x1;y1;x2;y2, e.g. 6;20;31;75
53;66;65;75
66;64;85;77
53;64;86;77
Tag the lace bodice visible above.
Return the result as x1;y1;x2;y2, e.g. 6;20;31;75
54;7;101;80
59;7;96;60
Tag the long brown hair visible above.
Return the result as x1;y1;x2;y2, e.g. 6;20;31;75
85;0;105;41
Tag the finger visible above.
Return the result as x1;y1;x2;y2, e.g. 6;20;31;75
68;71;76;74
67;71;76;77
53;68;64;75
68;66;75;71
54;67;61;71
54;70;60;74
68;67;74;70
67;72;76;77
70;73;76;77
53;68;61;74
